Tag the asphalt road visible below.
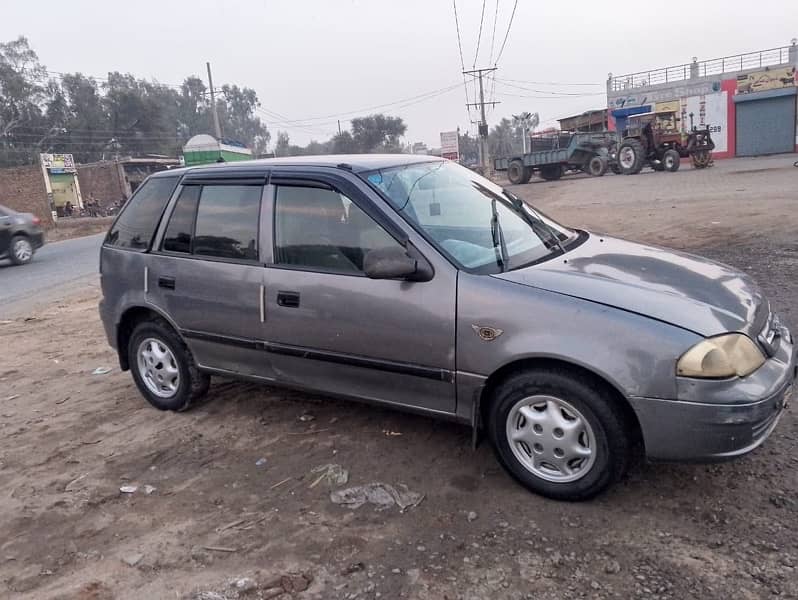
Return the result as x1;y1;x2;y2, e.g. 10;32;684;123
0;232;104;317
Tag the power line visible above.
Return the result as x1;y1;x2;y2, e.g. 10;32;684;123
488;0;500;65
493;79;605;96
452;0;473;121
499;76;603;87
494;90;604;100
494;0;519;65
259;83;462;126
473;0;487;68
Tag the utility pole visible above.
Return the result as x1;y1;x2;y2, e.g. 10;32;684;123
206;61;223;140
463;67;498;171
337;120;342;136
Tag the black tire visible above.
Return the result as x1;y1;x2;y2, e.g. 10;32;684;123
587;155;608;177
9;235;34;265
128;318;210;411
617;138;645;175
662;149;680;172
539;165;563;181
507;159;531;185
486;369;631;501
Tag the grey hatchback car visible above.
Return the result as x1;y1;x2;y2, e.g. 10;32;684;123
99;155;795;500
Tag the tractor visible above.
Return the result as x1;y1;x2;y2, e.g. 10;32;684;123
609;112;715;175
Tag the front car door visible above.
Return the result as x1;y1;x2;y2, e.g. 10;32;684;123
260;168;458;415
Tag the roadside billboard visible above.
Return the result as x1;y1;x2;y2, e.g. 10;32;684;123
440;131;459;161
736;66;796;94
40;153;76;174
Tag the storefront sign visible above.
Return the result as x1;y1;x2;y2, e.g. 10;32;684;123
609;80;721;109
737;66;796;94
682;92;728;153
40;153;76;174
655;100;680;113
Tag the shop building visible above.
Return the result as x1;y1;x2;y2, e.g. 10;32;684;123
607;41;798;158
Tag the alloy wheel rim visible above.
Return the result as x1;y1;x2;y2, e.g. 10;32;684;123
137;337;180;398
13;239;32;262
506;395;597;483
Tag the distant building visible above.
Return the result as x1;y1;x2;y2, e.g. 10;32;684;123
182;134;253;166
607;40;798;157
557;109;609;132
411;142;429;155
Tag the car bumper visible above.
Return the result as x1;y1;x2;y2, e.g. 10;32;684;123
629;329;796;461
30;230;45;249
98;298;116;349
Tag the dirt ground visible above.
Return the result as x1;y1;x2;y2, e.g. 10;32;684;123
1;155;797;600
46;217;114;242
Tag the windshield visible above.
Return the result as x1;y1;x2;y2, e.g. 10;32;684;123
363;160;575;274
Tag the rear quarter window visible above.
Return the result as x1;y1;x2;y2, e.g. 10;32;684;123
105;176;179;251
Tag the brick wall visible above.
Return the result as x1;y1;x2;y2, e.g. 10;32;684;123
0;165;52;225
76;161;128;209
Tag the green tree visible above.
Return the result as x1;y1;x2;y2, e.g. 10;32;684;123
218;84;270;156
0;36;47;165
330;131;357;154
274;131;291;156
488;117;522;159
350;114;406;153
457;131;479;164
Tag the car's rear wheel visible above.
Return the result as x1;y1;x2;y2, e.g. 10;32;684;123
128;318;210;411
487;369;631;501
10;235;33;265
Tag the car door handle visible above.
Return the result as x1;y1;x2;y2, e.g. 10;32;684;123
277;291;300;308
158;276;176;290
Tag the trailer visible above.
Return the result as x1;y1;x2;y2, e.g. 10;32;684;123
494;131;619;184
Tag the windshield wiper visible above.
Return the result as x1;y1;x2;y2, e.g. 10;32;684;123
506;193;567;256
490;197;509;272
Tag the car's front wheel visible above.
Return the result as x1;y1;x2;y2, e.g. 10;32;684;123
10;235;34;265
487;369;631;501
128;318;210;411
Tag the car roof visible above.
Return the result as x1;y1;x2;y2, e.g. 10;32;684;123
151;154;443;178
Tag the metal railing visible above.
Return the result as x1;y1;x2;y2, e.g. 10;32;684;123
610;46;793;91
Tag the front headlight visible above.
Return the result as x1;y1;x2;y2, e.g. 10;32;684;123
677;333;765;378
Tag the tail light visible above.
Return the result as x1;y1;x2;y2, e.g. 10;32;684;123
32;216;41;226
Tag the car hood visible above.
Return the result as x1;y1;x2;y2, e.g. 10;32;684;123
494;233;766;337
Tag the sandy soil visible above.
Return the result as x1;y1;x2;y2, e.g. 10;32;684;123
47;217;114;243
1;155;797;600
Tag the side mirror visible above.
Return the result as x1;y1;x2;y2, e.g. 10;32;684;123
363;246;432;282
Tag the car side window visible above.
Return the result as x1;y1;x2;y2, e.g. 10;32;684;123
274;185;399;273
161;186;200;254
106;176;179;251
193;185;261;261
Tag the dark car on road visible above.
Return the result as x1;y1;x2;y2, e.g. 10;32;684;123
98;155;796;501
0;204;45;265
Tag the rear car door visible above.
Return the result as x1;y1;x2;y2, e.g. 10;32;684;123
146;176;269;377
260;170;458;414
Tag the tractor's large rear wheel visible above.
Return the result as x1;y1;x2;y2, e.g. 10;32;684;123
539;165;563;181
617;139;645;175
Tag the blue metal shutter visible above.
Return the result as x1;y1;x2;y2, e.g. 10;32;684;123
735;91;796;156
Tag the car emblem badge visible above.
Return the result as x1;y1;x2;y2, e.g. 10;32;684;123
472;325;503;342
